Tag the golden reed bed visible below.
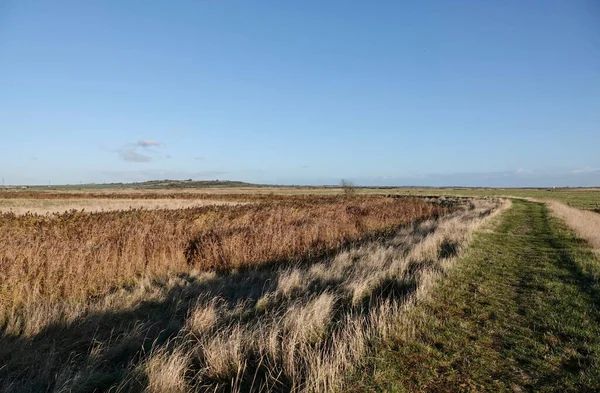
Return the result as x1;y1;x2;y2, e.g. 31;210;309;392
0;197;505;393
0;196;445;315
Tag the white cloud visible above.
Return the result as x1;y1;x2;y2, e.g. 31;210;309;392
572;167;599;174
118;149;153;163
136;139;162;148
514;168;534;174
114;139;164;163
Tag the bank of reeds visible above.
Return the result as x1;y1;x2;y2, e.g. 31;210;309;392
0;196;442;330
0;197;507;393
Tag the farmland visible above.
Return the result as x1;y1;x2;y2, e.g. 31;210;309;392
4;184;597;209
1;187;599;392
0;198;247;215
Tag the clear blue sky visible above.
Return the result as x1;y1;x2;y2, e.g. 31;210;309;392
1;0;599;186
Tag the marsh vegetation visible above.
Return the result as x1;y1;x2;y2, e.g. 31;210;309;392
0;194;503;392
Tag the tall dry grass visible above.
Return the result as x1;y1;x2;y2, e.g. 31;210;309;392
120;199;507;393
0;198;247;215
0;197;507;392
0;190;307;201
548;201;600;253
0;196;442;330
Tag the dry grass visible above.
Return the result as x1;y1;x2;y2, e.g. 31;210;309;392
0;187;348;198
0;196;442;332
548;201;600;253
0;190;320;201
122;198;506;393
144;347;190;393
0;196;507;392
0;198;246;215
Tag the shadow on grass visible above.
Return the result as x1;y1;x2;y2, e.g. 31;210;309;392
0;215;445;393
539;205;600;317
511;202;600;390
0;267;283;393
0;199;473;393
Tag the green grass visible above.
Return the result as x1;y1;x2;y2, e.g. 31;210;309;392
363;188;600;210
352;199;600;392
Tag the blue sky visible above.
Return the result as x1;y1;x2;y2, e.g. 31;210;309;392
1;0;599;186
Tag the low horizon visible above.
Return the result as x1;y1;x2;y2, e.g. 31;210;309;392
4;173;600;189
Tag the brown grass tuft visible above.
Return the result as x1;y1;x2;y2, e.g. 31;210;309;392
548;201;600;253
144;347;190;393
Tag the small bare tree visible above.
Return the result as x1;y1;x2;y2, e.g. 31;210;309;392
340;179;356;197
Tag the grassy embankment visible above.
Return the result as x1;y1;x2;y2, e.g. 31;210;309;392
353;199;600;392
372;188;600;210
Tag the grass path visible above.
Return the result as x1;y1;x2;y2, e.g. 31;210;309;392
353;199;600;392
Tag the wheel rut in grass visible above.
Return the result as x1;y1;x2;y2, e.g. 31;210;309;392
353;199;600;392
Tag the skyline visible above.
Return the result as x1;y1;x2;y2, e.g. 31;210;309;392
3;164;600;188
1;1;599;187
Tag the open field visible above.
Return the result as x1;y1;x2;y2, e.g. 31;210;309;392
0;198;247;215
0;186;342;198
378;187;600;210
0;195;502;392
0;180;259;191
3;185;599;209
1;187;600;392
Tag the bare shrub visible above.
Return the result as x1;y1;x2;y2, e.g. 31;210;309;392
340;179;356;197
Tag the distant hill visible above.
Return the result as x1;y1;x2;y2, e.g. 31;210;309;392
120;179;261;189
24;179;265;190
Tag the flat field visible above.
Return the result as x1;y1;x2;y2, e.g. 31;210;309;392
376;187;600;210
1;187;599;393
0;198;247;215
3;185;599;208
